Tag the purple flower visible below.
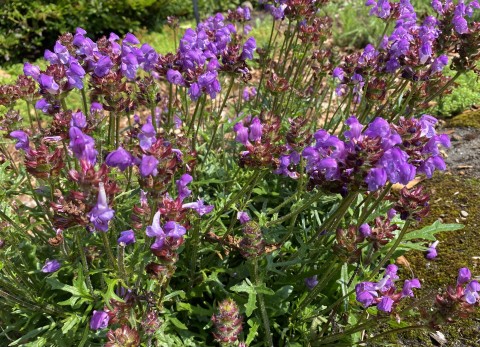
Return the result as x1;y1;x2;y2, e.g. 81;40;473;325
458;267;472;285
88;182;115;232
164;221;187;238
355;282;378;307
167;69;185;86
69;126;98;169
121;53;139;80
242;87;257;101
365;167;387;191
39;74;59;94
464;281;480;304
90;310;109;330
332;67;344;81
146;211;164;238
182;198;214;216
237;211;250;224
123;33;140;45
23;63;40;81
94;56;113;77
41;259;61;273
359;223;371;238
233;122;249;145
401;278;421;297
241;37;256;60
35;99;51;113
431;55;448;74
387;208;397;220
118;229;135;245
453;15;468;34
106;147;133;171
189;83;202;101
10;130;29;151
176;174;193;201
139;155;159;177
70;111;87;128
90;102;103;114
377;296;394;312
425;240;439;260
249;117;263;142
305;275;318;290
138;118;156;150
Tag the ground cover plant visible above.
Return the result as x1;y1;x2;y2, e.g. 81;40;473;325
1;0;480;346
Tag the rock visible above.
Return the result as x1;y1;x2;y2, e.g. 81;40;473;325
451;133;462;141
460;210;469;217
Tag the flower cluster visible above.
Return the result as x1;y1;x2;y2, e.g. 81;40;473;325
211;298;244;345
300;115;449;193
356;264;421;312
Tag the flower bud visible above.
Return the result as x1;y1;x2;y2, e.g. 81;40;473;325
212;298;243;345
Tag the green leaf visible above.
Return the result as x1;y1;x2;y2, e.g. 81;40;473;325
169;317;188;330
245;291;257;317
403;221;463;241
246;318;260;345
61;315;80;334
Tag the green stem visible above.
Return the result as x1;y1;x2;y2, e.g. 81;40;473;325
252;259;273;347
75;231;95;298
81;86;89;117
117;243;128;285
101;232;117;271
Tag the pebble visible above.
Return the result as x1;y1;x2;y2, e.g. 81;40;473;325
460;210;469;217
451;134;462;141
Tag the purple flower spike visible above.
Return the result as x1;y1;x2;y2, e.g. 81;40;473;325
41;259;61;273
140;155;159;177
241;37;256;60
176;174;193;201
458;267;472;285
164;221;187;238
425;240;439;260
88;183;115;232
106;147;133;171
237;211;250;224
305;275;318;290
70;111;87;128
10;130;29;151
90;310;109;330
118;229;135;245
182;198;214;216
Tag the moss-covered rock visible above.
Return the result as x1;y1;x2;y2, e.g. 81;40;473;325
448;110;480;129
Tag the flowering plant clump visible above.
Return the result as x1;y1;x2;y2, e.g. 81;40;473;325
0;0;479;345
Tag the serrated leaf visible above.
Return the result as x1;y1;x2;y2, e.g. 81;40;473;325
246;319;260;345
245;291;257;317
403;221;463;241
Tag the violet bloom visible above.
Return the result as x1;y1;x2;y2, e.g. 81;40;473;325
117;229;135;245
425;240;439;260
138;118;156;150
39;74;59;94
35;99;51;113
10;130;29;151
464;281;480;304
106;147;133;171
23;63;40;81
90;310;109;330
123;32;140;45
182;198;214;216
121;53;139;80
401;278;421;297
88;182;115;232
241;37;256;60
70;111;87;128
242;86;257;101
69;126;98;169
66;59;86;89
458;267;472;285
387;208;397;220
41;259;61;273
355;281;378;307
249;117;263;142
90;102;103;114
377;296;394;312
305;275;318;290
332;67;344;81
431;55;448;74
365;167;387;192
233;122;249;145
176;174;193;201
237;211;250;224
94;56;113;77
139;155;159;177
359;223;371;238
167;69;185;86
147;211;166;250
164;221;187;238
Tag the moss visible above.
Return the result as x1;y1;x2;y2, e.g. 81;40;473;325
448;110;480;129
396;173;480;346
